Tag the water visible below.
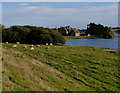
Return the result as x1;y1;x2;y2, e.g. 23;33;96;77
65;37;119;49
115;34;120;36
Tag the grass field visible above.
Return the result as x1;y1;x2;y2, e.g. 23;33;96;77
2;43;119;91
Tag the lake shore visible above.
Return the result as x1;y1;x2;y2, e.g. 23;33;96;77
2;43;119;91
64;35;120;39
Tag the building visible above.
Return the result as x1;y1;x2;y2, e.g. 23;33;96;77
58;26;80;36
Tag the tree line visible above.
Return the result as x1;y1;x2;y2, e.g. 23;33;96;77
2;25;65;44
1;23;115;44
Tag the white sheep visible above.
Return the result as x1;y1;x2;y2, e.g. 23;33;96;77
22;45;27;48
16;42;20;44
12;45;17;48
46;43;48;45
5;42;8;44
30;47;34;50
50;43;52;45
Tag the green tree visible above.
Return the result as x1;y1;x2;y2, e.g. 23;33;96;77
86;23;114;38
10;25;30;43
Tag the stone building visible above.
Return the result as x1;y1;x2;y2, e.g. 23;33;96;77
70;29;81;36
57;26;80;36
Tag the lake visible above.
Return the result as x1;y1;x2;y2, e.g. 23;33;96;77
65;37;119;49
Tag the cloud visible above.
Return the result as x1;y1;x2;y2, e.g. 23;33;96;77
19;3;29;6
2;0;120;2
24;6;39;10
13;4;117;16
17;6;78;16
2;4;118;28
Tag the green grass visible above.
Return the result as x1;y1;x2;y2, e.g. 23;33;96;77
2;43;119;91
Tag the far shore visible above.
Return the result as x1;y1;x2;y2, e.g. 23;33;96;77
64;35;120;39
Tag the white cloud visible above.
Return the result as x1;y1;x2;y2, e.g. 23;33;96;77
24;6;39;10
2;4;118;28
19;3;29;6
3;0;119;2
16;4;118;16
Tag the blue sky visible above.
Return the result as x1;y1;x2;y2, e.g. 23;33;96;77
2;2;118;29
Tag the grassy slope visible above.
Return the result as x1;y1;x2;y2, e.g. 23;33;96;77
2;43;119;91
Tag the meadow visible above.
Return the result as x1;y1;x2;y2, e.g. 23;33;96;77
2;43;119;92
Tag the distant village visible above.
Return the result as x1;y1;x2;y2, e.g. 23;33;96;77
53;26;87;37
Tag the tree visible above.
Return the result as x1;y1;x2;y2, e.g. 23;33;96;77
10;25;30;43
85;23;114;38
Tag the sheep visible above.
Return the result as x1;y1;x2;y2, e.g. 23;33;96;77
30;47;34;50
50;43;52;45
46;43;48;45
5;42;8;44
16;42;20;44
12;45;17;48
22;45;27;48
29;45;34;47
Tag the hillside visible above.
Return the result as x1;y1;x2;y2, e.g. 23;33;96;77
2;43;119;91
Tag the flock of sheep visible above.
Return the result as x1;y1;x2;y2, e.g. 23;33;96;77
5;42;52;50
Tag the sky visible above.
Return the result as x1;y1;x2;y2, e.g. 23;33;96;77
2;2;118;29
2;0;120;2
